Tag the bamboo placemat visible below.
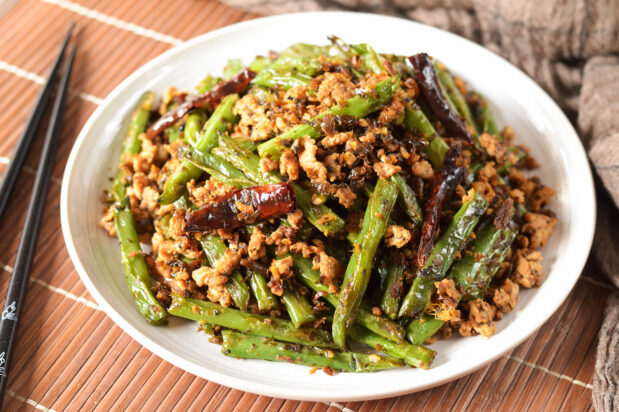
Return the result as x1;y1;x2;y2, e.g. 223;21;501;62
0;1;614;410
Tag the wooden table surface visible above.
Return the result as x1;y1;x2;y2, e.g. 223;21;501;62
0;0;613;410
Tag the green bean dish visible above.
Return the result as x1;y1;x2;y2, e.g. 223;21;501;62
100;37;557;373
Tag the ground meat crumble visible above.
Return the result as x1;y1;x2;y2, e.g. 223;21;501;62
100;45;558;356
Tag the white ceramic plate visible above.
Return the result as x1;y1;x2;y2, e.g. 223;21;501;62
61;12;595;401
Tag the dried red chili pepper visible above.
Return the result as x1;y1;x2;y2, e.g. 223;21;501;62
417;142;465;265
184;182;296;231
146;68;256;139
494;198;515;229
407;53;474;145
241;258;269;275
320;112;335;137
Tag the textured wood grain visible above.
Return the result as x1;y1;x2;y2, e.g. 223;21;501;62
0;0;612;410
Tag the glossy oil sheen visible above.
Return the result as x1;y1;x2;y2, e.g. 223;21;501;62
60;12;595;402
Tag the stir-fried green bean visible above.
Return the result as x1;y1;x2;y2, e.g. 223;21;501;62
212;136;346;235
177;145;253;188
196;74;221;94
253;69;312;90
349;325;435;369
390;173;423;228
223;58;243;79
110;92;166;325
100;39;555;374
403;104;449;168
113;200;167;325
291;254;405;343
111;91;154;202
281;282;315;328
169;295;335;348
406;220;518;344
159;94;238;205
333;178;399;347
184;111;206;146
351;43;385;74
453;224;518;301
434;62;477;135
257;78;397;161
375;256;404;320
399;191;488;318
471;92;499;137
200;234;250;311
404;104;438;139
248;271;279;312
221;330;403;372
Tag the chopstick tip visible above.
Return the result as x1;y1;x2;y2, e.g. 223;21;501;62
66;21;76;36
59;22;76;50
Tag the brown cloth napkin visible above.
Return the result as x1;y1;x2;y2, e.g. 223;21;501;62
221;0;618;408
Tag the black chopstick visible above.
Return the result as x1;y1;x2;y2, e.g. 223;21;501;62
0;23;74;220
0;42;76;405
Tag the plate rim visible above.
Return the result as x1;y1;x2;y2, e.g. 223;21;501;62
60;10;596;402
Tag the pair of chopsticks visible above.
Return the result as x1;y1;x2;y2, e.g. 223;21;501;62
0;23;76;404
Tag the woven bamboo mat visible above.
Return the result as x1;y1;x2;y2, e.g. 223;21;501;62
0;0;614;410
